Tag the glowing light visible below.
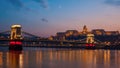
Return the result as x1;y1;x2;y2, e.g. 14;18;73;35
11;25;21;28
16;41;22;45
10;41;22;45
86;44;95;47
86;44;89;46
10;41;16;45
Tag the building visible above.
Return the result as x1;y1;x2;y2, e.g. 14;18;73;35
105;31;119;35
56;32;65;37
91;29;105;35
48;36;54;40
92;29;119;36
52;25;120;41
56;32;65;40
55;30;79;40
65;30;79;37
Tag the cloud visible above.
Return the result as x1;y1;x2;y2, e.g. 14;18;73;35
105;0;120;6
6;0;49;9
41;18;48;22
33;0;48;8
7;0;24;9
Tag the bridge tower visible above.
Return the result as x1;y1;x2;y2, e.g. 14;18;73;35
10;25;22;40
9;25;23;50
86;33;95;46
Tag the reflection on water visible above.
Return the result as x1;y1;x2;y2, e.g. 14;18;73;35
0;47;120;68
7;51;22;68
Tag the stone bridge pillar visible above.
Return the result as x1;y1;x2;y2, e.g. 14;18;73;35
86;33;94;43
10;25;22;40
9;25;22;50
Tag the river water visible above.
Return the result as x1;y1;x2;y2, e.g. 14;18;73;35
0;47;120;68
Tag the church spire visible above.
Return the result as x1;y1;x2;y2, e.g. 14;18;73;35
82;25;88;34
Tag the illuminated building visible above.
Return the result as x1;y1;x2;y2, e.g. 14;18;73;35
92;29;105;35
65;30;79;36
56;32;65;40
48;36;54;40
55;30;79;40
53;25;119;41
57;32;65;37
92;29;119;36
105;31;119;35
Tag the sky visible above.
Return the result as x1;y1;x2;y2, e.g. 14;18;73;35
0;0;120;37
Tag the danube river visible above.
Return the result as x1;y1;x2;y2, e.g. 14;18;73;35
0;47;120;68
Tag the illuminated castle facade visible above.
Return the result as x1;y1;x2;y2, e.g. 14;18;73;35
49;25;119;41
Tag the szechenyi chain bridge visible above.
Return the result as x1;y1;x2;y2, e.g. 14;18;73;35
0;24;120;50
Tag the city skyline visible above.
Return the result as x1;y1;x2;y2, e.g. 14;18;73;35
0;0;120;37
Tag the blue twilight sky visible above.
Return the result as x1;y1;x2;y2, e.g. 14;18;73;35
0;0;120;37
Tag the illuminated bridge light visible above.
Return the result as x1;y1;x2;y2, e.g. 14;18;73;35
10;41;16;45
86;43;95;47
10;41;22;45
86;44;89;47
